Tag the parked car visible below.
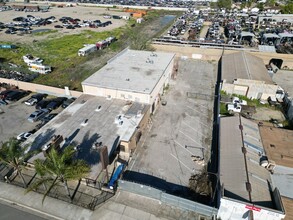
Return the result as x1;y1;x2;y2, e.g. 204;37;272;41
47;97;67;110
35;99;51;109
0;90;14;99
40;113;58;123
28;109;49;122
16;132;32;141
62;97;76;108
25;93;47;106
5;90;28;101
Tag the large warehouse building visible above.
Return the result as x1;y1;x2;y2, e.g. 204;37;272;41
218;116;285;220
82;49;175;112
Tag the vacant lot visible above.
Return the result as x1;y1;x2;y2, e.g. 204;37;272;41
273;69;293;97
125;59;216;195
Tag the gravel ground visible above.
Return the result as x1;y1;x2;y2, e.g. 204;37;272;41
0;5;128;44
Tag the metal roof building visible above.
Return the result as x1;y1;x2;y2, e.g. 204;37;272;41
259;125;293;220
222;51;273;84
82;49;175;107
221;51;278;100
217;116;285;220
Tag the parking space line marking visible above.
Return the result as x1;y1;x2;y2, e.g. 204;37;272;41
182;121;197;132
173;140;193;155
185;112;209;129
179;130;201;146
182;121;205;138
186;105;209;119
170;153;192;172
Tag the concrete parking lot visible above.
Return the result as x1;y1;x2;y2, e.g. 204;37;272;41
0;93;62;144
273;69;293;97
126;59;216;194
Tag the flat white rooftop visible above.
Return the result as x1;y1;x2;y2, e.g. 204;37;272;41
82;49;175;94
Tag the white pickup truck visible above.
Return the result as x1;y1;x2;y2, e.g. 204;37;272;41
227;103;242;113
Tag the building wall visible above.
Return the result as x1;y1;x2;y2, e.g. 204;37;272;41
0;77;82;97
149;56;174;108
234;79;278;100
218;198;285;220
222;79;278;100
222;82;248;97
119;107;150;160
82;85;150;104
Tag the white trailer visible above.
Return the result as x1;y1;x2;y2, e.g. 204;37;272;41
28;63;51;74
78;44;97;56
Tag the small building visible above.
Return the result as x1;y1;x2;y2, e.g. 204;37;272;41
218;116;285;220
82;49;175;113
221;51;279;100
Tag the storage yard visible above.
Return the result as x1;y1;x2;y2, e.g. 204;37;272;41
0;5;128;43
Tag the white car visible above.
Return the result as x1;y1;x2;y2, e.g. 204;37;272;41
17;132;32;141
24;98;38;106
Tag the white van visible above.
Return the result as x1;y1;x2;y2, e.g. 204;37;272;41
78;44;97;56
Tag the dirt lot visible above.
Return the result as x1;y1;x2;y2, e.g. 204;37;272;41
0;5;128;44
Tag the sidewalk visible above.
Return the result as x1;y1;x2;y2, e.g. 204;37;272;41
0;182;197;220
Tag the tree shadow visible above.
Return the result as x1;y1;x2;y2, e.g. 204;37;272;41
74;131;101;166
28;128;56;152
62;128;80;149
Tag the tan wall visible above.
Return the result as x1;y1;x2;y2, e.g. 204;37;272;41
149;55;175;107
120;107;150;155
153;44;293;69
0;77;82;97
223;79;279;100
82;85;150;103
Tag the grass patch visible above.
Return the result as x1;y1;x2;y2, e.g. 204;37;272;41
32;29;58;36
220;102;229;115
0;10;181;91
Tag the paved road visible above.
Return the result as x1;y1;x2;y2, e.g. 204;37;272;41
0;202;47;220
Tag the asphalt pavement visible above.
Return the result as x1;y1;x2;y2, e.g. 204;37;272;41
0;202;46;220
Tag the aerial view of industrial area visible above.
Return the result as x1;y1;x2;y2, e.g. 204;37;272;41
0;0;293;219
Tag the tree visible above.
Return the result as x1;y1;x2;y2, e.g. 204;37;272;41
27;146;90;203
217;0;232;9
0;138;29;188
281;3;293;14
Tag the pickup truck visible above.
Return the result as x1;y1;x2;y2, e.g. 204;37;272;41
227;103;242;114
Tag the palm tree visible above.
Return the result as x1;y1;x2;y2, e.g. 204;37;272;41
28;146;90;203
0;138;29;188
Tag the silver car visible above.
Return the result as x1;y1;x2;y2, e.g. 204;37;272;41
28;109;49;123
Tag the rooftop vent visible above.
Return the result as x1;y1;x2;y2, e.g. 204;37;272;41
81;119;88;126
126;78;130;81
95;105;102;112
146;58;154;64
